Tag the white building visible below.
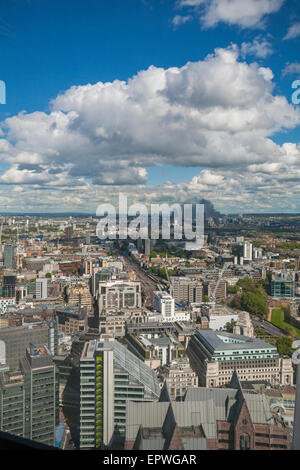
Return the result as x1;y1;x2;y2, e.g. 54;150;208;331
209;312;239;331
243;241;253;261
153;292;175;318
35;278;48;299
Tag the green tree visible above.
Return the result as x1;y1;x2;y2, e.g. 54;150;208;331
276;337;293;356
226;320;236;333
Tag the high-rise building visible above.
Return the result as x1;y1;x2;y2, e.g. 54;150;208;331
170;277;203;305
3;244;15;270
64;225;73;241
35;278;48;299
2;275;16;299
144;239;151;257
20;344;59;446
202;279;227;302
153;291;175;319
79;336;160;449
0;370;25;438
0;344;59;447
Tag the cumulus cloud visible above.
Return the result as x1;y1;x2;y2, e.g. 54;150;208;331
284;22;300;40
177;0;284;29
0;44;300;212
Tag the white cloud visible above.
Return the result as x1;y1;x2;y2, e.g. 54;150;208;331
172;14;193;27
282;62;300;76
284;22;300;40
240;36;273;58
177;0;284;29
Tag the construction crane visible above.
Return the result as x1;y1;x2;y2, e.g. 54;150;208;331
210;262;229;303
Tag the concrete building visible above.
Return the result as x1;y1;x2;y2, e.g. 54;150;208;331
157;358;198;401
153;291;175;318
203;279;227;302
170;277;203;305
98;280;141;314
187;330;293;388
0;345;59;447
125;333;186;368
56;306;88;335
0;321;58;370
66;280;93;312
3;244;15;270
20;344;59;446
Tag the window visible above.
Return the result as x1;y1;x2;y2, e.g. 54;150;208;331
240;434;251;450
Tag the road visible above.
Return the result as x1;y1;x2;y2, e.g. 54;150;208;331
251;317;286;338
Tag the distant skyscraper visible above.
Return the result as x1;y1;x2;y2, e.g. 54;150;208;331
36;278;48;299
144;239;151;256
243;241;253;261
3;244;15;269
65;225;73;241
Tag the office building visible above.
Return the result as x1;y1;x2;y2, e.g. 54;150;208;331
56;306;88;335
20;345;59;446
0;321;58;370
66;280;93;311
157;359;198;401
170;277;203;305
153;291;175;318
202;279;227;302
0;370;25;438
35;278;48;300
271;272;295;298
3;244;15;270
187;330;293;388
144;239;151;257
2;275;16;299
64;225;73;241
0;345;59;446
98;280;141;314
79;336;160;449
125;333;186;368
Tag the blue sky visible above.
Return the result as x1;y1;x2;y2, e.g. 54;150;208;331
0;0;300;213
